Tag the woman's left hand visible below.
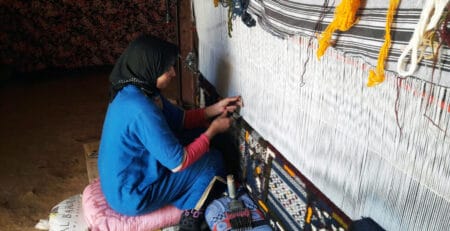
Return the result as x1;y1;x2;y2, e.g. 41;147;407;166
205;96;243;119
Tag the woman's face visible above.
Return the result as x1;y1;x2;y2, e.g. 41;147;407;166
156;66;176;89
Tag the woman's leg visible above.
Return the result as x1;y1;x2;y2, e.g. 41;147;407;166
141;149;225;213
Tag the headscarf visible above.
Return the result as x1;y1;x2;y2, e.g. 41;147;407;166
109;34;179;101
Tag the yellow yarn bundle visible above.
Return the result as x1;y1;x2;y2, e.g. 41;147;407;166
317;0;361;59
367;0;401;87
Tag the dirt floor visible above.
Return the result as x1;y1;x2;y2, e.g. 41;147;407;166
0;68;179;231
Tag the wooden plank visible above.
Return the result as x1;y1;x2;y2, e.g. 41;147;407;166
83;141;99;183
178;0;196;105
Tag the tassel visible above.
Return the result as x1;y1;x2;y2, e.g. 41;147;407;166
317;0;361;59
397;0;449;77
367;0;400;87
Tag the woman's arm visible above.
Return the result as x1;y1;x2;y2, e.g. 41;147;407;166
183;108;207;129
204;96;242;120
182;95;242;129
172;111;234;172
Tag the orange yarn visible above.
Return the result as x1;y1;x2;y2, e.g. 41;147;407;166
317;0;361;59
367;0;400;87
214;0;219;7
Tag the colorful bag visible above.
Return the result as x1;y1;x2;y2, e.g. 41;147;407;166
205;192;272;231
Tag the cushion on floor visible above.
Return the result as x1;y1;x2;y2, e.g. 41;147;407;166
82;179;182;231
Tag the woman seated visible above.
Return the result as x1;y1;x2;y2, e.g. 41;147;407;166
98;34;242;216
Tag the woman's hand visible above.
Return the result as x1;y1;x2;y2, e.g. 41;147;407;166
204;111;234;139
204;96;243;119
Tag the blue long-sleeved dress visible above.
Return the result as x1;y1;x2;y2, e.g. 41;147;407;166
98;85;224;216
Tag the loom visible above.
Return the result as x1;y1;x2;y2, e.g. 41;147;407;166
192;0;450;230
200;75;352;230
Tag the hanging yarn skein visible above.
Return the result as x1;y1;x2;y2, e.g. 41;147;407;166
366;0;400;87
316;0;361;59
396;0;449;77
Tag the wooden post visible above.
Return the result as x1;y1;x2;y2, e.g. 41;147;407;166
177;0;197;106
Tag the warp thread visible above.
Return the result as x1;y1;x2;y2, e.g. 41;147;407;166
299;0;331;87
316;0;361;59
366;0;400;87
395;77;405;137
397;0;449;77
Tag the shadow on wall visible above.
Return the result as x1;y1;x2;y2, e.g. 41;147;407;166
208;56;240;177
214;57;232;97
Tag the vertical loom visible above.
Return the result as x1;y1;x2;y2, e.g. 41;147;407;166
200;76;352;230
193;0;450;230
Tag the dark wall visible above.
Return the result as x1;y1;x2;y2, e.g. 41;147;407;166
0;0;177;73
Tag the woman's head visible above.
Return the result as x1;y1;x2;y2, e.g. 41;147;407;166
109;34;179;100
156;66;176;89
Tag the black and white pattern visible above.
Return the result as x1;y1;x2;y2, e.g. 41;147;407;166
249;0;450;87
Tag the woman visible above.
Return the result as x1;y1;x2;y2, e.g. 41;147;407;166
98;34;242;216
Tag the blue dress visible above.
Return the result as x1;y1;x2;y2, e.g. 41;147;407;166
98;85;224;216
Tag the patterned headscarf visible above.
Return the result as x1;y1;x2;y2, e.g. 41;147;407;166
109;34;179;101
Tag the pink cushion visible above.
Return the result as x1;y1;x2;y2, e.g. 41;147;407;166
82;179;182;231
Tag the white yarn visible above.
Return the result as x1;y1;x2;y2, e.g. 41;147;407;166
397;0;449;77
425;0;449;31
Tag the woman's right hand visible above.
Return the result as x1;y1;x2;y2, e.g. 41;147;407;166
205;96;242;119
204;111;234;139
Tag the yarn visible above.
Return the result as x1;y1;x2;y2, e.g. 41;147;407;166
227;0;233;37
417;31;440;62
316;0;361;59
438;8;450;47
397;0;449;77
300;0;332;87
367;0;400;87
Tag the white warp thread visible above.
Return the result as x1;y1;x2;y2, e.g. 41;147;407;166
193;1;450;230
397;0;449;77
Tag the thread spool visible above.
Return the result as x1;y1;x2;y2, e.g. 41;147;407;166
227;174;236;199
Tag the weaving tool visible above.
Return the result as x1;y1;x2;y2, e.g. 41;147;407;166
226;174;252;230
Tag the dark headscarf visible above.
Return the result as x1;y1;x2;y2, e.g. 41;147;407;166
109;34;179;101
